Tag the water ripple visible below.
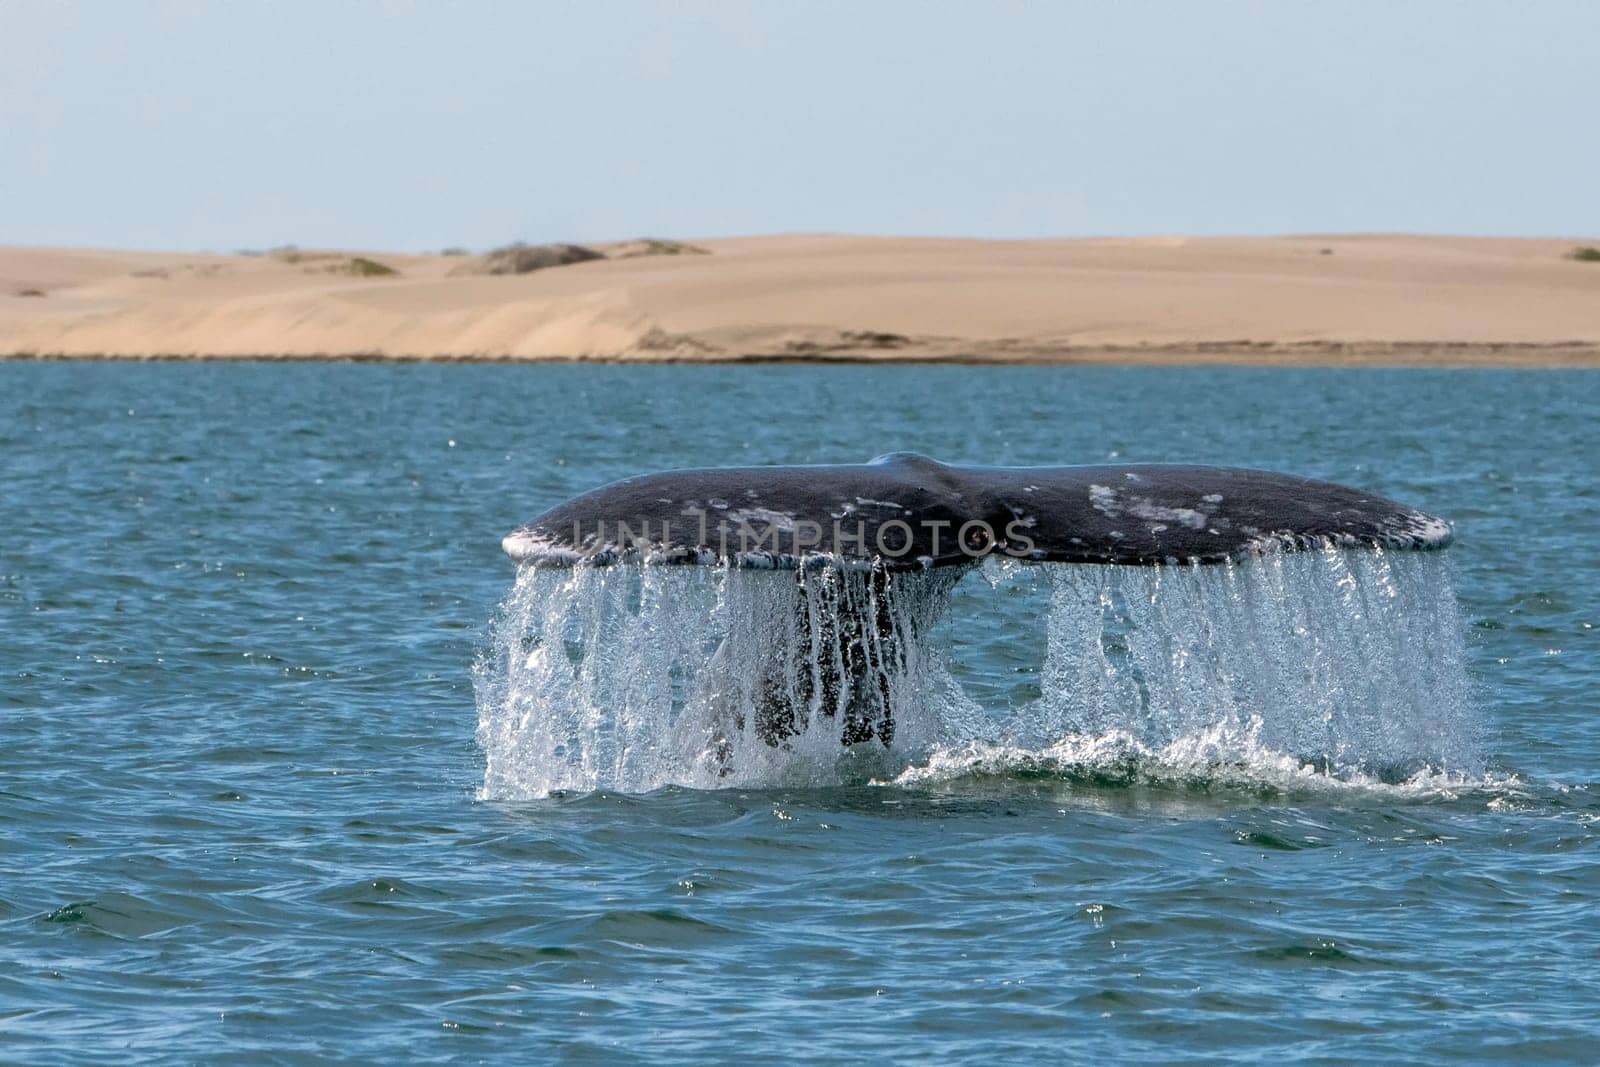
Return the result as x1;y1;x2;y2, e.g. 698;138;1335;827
1;364;1597;1063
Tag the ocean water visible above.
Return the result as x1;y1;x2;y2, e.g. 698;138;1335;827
2;363;1596;1063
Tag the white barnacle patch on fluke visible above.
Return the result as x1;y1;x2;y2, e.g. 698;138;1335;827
501;530;583;566
726;507;797;531
1394;511;1454;548
1088;483;1208;530
1088;483;1119;515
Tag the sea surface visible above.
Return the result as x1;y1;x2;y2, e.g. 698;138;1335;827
2;363;1596;1064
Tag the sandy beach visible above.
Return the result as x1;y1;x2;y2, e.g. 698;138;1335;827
3;234;1598;366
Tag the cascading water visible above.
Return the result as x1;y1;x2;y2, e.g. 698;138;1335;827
475;565;971;795
964;546;1482;787
475;546;1479;798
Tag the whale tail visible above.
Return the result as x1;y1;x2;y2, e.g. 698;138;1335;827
503;456;1453;764
504;454;1451;571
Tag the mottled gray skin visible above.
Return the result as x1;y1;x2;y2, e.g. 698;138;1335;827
504;452;1451;570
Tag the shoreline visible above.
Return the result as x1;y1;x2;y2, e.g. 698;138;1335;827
6;340;1600;368
6;234;1598;367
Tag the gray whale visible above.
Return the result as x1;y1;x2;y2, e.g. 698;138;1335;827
501;454;1453;756
503;452;1451;570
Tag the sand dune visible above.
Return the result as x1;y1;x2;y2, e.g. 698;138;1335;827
3;235;1599;365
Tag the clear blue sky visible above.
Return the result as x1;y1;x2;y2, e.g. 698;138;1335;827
3;1;1596;251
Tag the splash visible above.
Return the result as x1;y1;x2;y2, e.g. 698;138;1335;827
475;565;971;796
475;546;1480;798
1020;547;1481;780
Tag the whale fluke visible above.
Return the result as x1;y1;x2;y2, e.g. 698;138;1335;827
503;453;1450;570
500;454;1453;759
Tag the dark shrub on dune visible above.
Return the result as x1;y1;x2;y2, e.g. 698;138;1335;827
344;256;399;277
620;238;709;257
452;242;605;276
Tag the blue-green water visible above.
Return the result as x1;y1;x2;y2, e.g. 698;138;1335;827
2;364;1596;1063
